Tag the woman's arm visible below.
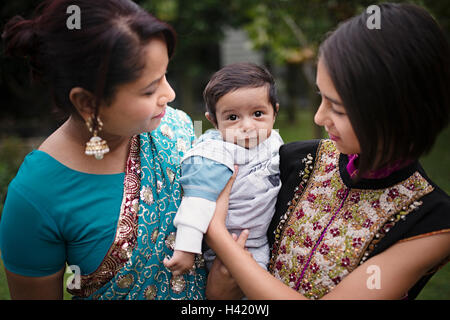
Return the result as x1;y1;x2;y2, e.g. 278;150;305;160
206;176;450;299
5;266;65;300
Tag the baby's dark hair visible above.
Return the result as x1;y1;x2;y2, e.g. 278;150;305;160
203;62;278;124
319;3;449;179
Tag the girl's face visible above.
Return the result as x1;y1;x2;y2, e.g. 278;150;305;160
99;37;175;138
314;58;361;155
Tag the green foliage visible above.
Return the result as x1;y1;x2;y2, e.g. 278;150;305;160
236;0;448;65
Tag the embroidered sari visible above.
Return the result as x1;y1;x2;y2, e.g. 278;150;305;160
69;107;206;300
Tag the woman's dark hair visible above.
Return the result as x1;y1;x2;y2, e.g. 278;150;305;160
203;62;278;125
2;0;176;120
319;3;449;178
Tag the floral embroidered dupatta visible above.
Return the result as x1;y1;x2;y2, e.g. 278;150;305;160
70;107;206;300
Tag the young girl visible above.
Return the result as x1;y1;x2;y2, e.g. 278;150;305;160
205;3;450;300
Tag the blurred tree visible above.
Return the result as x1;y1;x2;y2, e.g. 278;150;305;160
235;0;449;134
137;0;249;116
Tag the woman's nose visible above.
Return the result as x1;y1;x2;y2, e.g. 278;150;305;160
158;77;176;106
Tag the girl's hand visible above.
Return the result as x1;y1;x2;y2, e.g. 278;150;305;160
208;165;238;231
206;231;249;300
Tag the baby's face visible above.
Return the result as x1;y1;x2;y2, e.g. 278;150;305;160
212;86;277;149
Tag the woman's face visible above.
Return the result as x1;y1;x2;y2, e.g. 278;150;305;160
99;37;175;138
314;58;361;155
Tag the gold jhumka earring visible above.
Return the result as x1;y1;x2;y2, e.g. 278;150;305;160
85;116;110;160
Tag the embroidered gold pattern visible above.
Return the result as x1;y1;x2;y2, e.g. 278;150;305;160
270;140;434;299
171;275;186;294
117;274;134;289
165;232;176;251
160;124;174;139
176;138;188;153
166;167;175;183
144;285;157;300
140;186;154;205
151;228;159;244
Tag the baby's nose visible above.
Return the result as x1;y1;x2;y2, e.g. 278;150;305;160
241;118;255;132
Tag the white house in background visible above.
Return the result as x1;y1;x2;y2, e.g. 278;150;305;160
220;27;263;67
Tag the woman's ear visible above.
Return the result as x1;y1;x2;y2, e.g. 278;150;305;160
69;87;97;121
205;112;218;128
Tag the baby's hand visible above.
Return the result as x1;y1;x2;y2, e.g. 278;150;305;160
163;250;195;276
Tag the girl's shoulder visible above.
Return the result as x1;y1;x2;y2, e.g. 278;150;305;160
278;139;322;179
279;139;322;161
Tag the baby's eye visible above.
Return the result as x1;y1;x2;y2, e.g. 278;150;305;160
228;114;238;121
254;111;263;117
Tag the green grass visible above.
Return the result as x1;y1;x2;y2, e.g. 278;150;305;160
0;258;9;300
0;109;448;299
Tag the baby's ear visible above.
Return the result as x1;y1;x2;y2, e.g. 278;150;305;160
275;103;280;115
205;112;218;128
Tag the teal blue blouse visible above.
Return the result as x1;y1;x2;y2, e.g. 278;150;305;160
0;150;124;277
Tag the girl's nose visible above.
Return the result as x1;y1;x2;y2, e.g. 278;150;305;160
314;100;328;127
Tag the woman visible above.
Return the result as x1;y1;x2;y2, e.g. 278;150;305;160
0;0;206;299
206;3;450;300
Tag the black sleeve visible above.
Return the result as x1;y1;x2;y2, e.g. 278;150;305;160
367;167;450;300
268;139;321;247
370;168;450;258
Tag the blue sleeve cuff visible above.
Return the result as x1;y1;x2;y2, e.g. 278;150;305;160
180;157;233;201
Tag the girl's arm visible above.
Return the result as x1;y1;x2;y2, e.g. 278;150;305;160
206;174;450;299
206;233;248;300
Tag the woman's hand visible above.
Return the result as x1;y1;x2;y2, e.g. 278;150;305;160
206;231;249;300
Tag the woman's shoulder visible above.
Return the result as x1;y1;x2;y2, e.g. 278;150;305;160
144;106;195;151
155;106;194;138
7;149;122;209
10;150;60;189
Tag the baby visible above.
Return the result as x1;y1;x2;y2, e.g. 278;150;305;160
164;62;283;275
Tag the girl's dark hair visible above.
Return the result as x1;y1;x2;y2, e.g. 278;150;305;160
319;3;449;178
203;62;278;124
2;0;176;119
